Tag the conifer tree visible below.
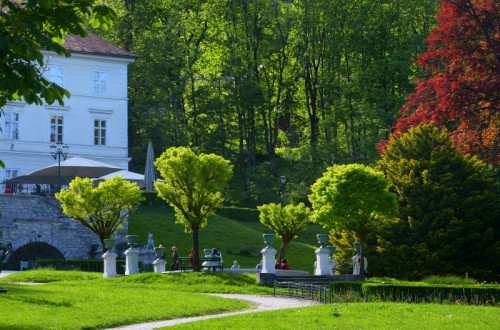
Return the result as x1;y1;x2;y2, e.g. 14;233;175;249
377;124;499;281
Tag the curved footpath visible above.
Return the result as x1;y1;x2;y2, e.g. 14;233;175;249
109;294;319;329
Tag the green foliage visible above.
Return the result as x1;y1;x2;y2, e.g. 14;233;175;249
258;202;312;259
1;268;102;283
155;147;232;230
55;176;143;251
36;259;136;275
0;0;115;108
154;147;232;270
422;275;477;285
310;164;398;233
216;207;260;222
376;125;500;281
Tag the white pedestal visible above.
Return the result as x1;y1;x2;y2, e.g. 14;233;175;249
153;258;167;273
314;247;331;275
261;246;277;274
125;248;140;275
329;257;338;275
102;252;117;278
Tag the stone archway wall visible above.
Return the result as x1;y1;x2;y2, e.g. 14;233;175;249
0;195;128;268
7;241;65;270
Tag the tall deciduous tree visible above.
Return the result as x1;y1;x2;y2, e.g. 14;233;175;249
0;0;115;107
309;164;398;276
377;124;499;281
154;147;232;271
56;176;143;252
381;0;500;164
258;202;311;260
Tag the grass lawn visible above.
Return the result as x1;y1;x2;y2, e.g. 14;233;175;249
0;270;272;329
171;302;500;329
129;205;328;273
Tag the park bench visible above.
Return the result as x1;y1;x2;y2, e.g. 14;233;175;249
179;256;223;272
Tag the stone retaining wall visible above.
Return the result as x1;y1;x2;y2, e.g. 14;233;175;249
0;195;127;263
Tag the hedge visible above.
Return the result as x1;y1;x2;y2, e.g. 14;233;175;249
329;281;499;306
140;191;165;207
37;259;151;274
215;207;260;222
362;283;499;305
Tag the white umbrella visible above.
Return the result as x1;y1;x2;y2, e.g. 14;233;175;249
6;157;123;185
144;142;157;191
92;170;146;189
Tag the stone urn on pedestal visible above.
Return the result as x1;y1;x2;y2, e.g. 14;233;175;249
326;245;338;275
153;246;167;273
261;233;277;274
103;238;117;278
314;234;331;276
125;235;140;275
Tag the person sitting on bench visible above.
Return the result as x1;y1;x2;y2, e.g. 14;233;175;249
210;248;223;271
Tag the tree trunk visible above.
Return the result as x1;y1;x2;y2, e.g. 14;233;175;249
279;240;289;261
191;225;200;272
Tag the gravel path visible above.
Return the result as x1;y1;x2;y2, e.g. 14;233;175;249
109;294;319;329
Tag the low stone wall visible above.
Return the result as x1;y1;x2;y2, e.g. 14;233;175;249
0;195;127;265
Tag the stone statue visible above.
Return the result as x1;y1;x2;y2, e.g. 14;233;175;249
231;260;240;270
146;233;154;250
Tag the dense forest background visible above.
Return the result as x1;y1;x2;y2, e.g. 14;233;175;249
93;0;438;207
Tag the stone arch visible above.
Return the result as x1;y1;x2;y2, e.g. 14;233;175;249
7;242;65;270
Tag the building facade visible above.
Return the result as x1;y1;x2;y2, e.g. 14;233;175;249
0;32;136;182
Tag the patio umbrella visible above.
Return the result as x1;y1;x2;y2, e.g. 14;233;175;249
6;157;123;185
92;170;146;189
144;141;157;191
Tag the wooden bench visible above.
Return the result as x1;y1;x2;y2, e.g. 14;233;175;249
179;256;223;272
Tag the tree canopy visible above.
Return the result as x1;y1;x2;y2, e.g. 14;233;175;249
309;163;398;276
258;202;311;260
55;176;143;252
154;147;232;271
376;124;499;281
0;0;115;107
380;0;500;164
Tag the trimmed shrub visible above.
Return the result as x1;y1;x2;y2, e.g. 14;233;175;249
363;283;499;306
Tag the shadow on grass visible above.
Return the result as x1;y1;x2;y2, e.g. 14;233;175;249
0;285;73;307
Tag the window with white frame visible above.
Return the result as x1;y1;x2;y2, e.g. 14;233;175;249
92;70;107;96
50;115;64;143
93;119;107;145
4;169;19;180
48;66;64;87
4;112;19;140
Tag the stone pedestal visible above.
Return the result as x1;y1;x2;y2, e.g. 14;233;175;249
153;258;167;273
102;252;117;278
261;246;277;274
329;257;338;276
125;248;139;275
314;246;330;275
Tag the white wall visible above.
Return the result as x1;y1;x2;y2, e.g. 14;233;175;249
0;51;134;181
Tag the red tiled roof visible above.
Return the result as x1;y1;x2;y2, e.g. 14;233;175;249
62;31;137;59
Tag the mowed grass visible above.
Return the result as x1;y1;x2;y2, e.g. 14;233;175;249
129;205;328;273
0;270;272;329
170;302;500;329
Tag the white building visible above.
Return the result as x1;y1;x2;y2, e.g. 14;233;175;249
0;32;137;182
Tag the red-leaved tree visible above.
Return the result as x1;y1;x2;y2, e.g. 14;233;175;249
379;0;499;164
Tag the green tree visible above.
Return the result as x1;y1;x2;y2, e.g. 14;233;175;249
154;147;232;271
258;202;311;260
55;176;143;252
377;124;499;281
0;0;115;107
309;164;398;276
